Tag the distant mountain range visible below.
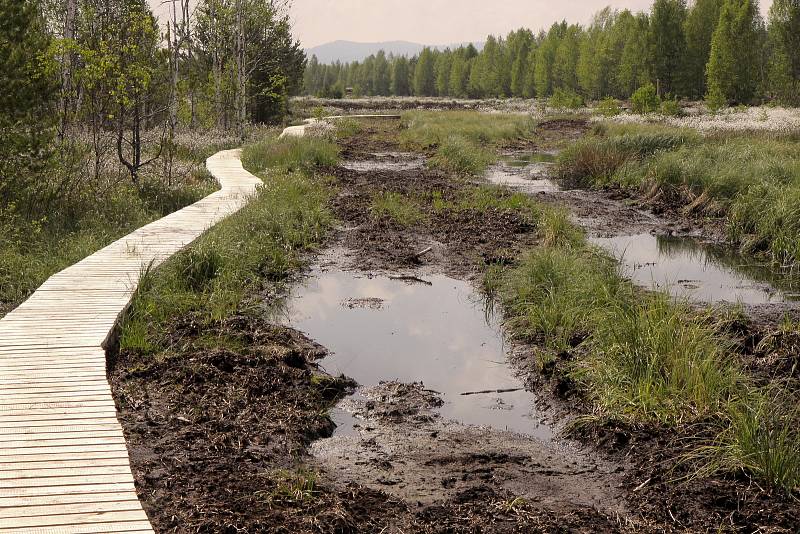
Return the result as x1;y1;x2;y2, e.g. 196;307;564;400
306;40;484;64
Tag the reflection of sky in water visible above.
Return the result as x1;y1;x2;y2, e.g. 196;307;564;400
284;271;551;438
592;233;798;304
485;152;559;193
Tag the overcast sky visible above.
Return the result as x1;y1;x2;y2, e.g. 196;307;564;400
289;0;773;48
149;1;774;49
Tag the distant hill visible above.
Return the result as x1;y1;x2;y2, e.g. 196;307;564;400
306;40;483;64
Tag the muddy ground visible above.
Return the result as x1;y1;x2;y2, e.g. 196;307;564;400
111;117;798;533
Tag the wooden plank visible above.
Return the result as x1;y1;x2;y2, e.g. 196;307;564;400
0;508;148;528
0;520;154;533
0;499;144;519
0;491;139;509
0;446;130;460
0;458;131;471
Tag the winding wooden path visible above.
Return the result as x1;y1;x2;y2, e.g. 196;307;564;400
0;150;261;533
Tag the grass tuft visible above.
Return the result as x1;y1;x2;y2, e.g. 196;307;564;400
241;134;339;175
370;192;425;226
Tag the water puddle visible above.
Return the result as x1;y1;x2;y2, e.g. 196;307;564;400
502;152;557;166
486;151;560;193
282;268;551;439
592;233;800;304
341;152;425;172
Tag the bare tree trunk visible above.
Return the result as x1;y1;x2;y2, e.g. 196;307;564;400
59;0;77;140
235;0;247;139
182;0;197;129
165;0;180;185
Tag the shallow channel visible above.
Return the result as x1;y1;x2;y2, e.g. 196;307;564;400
485;151;559;193
486;152;799;305
592;233;800;304
282;267;552;439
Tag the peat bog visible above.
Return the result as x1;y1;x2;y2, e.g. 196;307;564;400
109;116;799;533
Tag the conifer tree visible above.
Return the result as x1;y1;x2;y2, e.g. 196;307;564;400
767;0;800;104
707;0;761;103
413;47;436;96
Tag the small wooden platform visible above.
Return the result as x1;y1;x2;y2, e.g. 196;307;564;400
0;150;262;533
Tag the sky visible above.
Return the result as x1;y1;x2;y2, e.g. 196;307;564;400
149;1;774;49
289;0;773;48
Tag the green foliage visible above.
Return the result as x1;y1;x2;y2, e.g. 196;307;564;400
401;111;533;149
563;124;800;266
457;186;540;221
706;0;762;104
556;126;695;185
659;96;683;116
241;134;339;175
648;0;688;96
302;0;796;105
0;0;57;215
699;391;800;493
413;47;436;96
490;216;797;491
549;88;584;109
428;136;494;175
684;0;724;98
631;83;661;113
595;97;622;117
767;0;800;105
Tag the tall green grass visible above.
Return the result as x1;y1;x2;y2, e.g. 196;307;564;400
401;111;535;175
241;135;340;175
489;234;799;493
557;124;800;266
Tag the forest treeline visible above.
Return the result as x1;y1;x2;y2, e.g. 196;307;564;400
304;0;800;107
1;0;305;222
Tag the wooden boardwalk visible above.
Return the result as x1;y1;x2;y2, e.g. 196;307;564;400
0;150;262;533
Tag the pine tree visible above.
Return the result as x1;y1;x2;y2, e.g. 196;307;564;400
684;0;723;98
707;0;761;104
413;47;436;96
0;0;57;212
435;51;452;96
391;56;411;96
649;0;688;96
767;0;800;104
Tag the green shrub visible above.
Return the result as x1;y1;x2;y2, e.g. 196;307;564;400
706;86;728;113
595;97;622;117
631;83;661;114
660;97;683;117
549;88;585;110
556;131;692;186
